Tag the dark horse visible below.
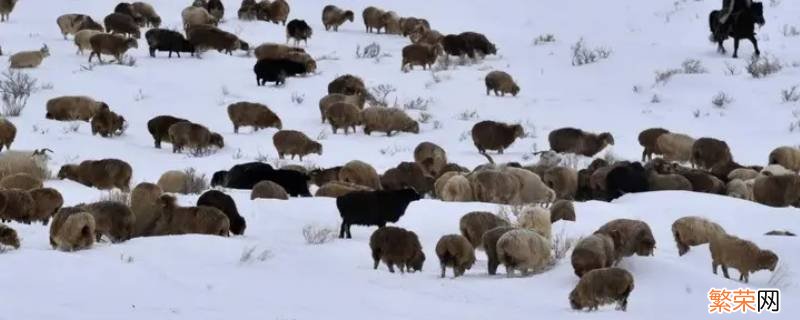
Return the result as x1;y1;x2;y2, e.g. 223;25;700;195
708;2;765;58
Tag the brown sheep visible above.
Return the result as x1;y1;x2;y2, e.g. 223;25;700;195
435;234;476;278
471;120;524;154
0;223;19;249
595;219;656;261
339;160;381;190
382;11;401;34
130;182;162;237
752;174;800;207
8;45;50;69
440;174;473;202
549;127;615;157
569;267;634;312
459;211;509;250
104;13;141;39
76;201;135;242
187;25;248;55
182;6;217;29
646;167;693;191
147;115;189;148
228;101;282;133
0;118;15;151
168;122;219;154
677;168;726;194
691;137;732;170
414;142;447;178
314;180;372;198
655;133;695;162
49;209;95;251
322;5;353;31
768;146;800;172
326;102;361;134
362;6;386;33
265;0;290;25
0;0;17;22
46;96;109;122
410;27;443;47
132;2;161;27
361;107;419;136
637;127;669;161
328;74;367;96
550;199;576;222
482;226;516;275
318;93;366;123
151;194;230;236
309;166;342;186
0;172;42;190
380;162;433;195
369;226;425;273
90;108;126;137
496;228;552;276
251;180;289;200
74;29;104;55
0;189;34;223
542;166;578;200
253;43;304;60
57;14;103;40
401;43;440;71
469;169;520;204
157;170;189;194
671;216;726;256
399;17;430;37
57;158;132;191
272;130;322;161
28;187;63;225
710;234;779;283
571;233;616;277
89;33;138;63
485;71;520;97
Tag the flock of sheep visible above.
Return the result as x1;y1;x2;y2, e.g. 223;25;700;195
0;0;791;313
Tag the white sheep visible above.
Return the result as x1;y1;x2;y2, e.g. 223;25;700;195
671;216;726;256
496;229;552;277
726;179;753;200
441;175;473;202
516;206;552;240
761;164;794;176
9;45;49;68
0;149;52;180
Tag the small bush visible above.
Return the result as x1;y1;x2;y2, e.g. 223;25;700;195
316;128;329;140
654;69;681;86
302;224;337;245
62;122;80;134
746;55;782;78
133;89;147;102
571;38;611;66
711;91;733;108
783;25;800;37
723;62;740;76
182;168;209;194
456;109;479;121
533;34;556;45
681;59;707;74
368;84;397;106
379;144;409;156
781;85;800;103
403;97;432;111
417;111;433;124
239;246;273;265
767;262;793;288
0;70;37;117
432;120;443;130
291;92;305;105
356;42;381;59
651;94;661;104
99;190;130;205
551;229;578;261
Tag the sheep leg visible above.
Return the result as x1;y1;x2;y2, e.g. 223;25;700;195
488;259;499;275
338;222;347;238
372;251;380;269
440;263;446;278
732;38;740;58
721;265;730;279
387;263;395;273
717;41;726;54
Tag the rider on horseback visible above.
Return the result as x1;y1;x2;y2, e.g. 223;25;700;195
717;0;752;32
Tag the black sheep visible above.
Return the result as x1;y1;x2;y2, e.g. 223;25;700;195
221;162;311;197
259;169;312;197
336;188;421;239
605;162;648;201
147;115;189;148
145;29;194;58
197;190;246;235
441;32;496;59
286;19;313;46
211;170;228;187
253;59;307;86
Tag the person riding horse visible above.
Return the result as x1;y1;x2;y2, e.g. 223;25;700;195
715;0;752;36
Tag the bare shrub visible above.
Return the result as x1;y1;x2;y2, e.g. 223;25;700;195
456;109;479;121
711;91;733;108
724;62;740;76
654;69;681;86
231;148;244;160
458;130;470;142
291;92;305;105
99;190;131;204
521;120;537;139
432;120;443;130
533;34;556;45
239;246;273;265
403;97;431;111
0;70;37;117
571;38;611;66
302;224;337;245
651;94;662;104
182;168;209;194
379;144;409;156
133;89;147;102
767;262;793;288
551;229;578;261
746;55;782;78
783;25;800;37
782;85;800;103
417;111;433;124
62;122;81;134
681;59;707;74
316;128;329;140
314;52;339;61
368;84;397;106
356;42;381;59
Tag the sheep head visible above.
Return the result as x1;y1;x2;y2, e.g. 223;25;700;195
599;132;615;146
40;44;50;57
57;164;79;180
210;133;224;148
568;290;583;310
408;250;425;272
510;124;525;139
344;11;354;22
758;250;779;271
158;194;177;210
405;121;420;134
309;141;323;156
125;38;139;49
0;226;19;249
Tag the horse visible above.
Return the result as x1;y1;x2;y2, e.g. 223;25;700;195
708;2;765;58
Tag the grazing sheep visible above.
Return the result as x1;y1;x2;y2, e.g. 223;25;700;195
46;96;108;122
188;25;248;55
441;175;473;202
89;33;138;63
380;162;432;195
646;167;693;191
157;170;189;194
339;160;381;190
315;180;372;198
147;115;188;148
57;14;103;39
0;0;17;22
197;190;246;235
222;162;311;196
328;74;367;96
74;29;104;55
549;128;614;157
726;178;753;200
0;223;19;249
0;149;52;180
361;107;419;136
167;122;218;154
336;188;421;239
516;206;553;240
768;146;800;172
318;93;366;123
468;169;518;204
152;194;229;236
382;11;401;34
130;182;162;237
9;45;50;69
571;233;616;277
485;71;520;97
654;133;695;162
595;219;656;261
286;19;312;46
710;234;779;283
253;58;310;86
436;234;476;278
28;188;63;225
90;108;126;137
206;0;225;21
691;137;732;170
322;5;353;31
414;142;447;178
0;189;34;223
569;268;634;312
146;29;194;58
250;180;289;200
0;172;42;190
57;158;132;191
326;102;361;134
132;2;161;27
637;127;670;161
182;6;217;30
543;166;578;200
362;6;386;33
212;162;268;189
410;26;443;46
264;0;289;25
369;226;425;273
752;174;800;207
309;166;342;186
76;201;135;242
272;130;322;161
672;216;726;256
228;102;282;133
678;168;726;194
482;226;516;275
550;199;576;222
459;211;509;249
399;17;429;36
401;43;440;71
496;229;552;276
49;209;95;251
471;120;524;154
605;162;648;201
442;32;497;59
104;13;141;39
728;168;760;181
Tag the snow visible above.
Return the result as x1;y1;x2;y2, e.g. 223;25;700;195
0;0;798;319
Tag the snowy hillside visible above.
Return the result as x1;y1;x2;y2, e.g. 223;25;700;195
0;0;798;319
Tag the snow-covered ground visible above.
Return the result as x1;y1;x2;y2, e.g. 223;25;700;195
0;0;798;319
